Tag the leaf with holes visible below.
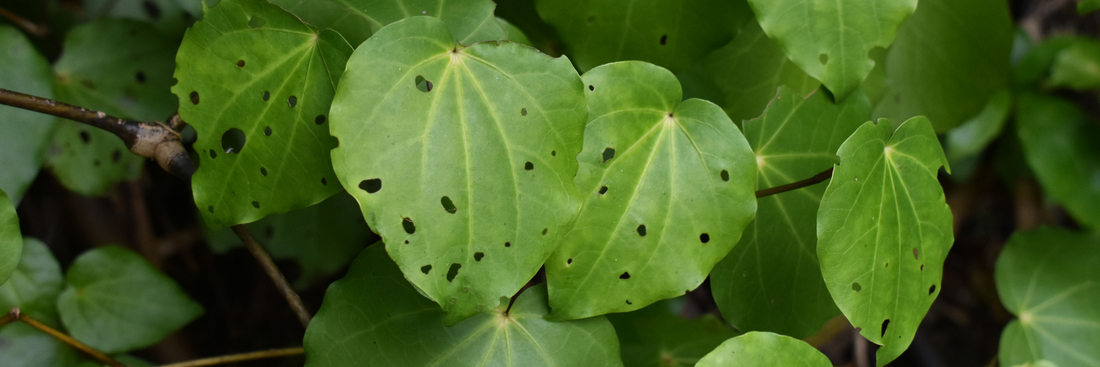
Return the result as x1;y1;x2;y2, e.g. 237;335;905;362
816;117;952;366
535;0;752;73
696;332;831;367
303;245;624;367
872;0;1013;132
57;246;204;354
607;298;738;367
710;86;870;338
329;16;586;324
173;0;353;228
1049;39;1100;91
0;238;64;327
746;0;916;101
546;61;756;320
995;228;1100;367
269;0;506;47
0;189;20;286
0;26;56;204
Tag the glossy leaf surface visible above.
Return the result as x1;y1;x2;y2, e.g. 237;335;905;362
269;0;506;46
547;61;756;319
1016;93;1100;230
536;0;752;73
57;246;204;353
696;332;831;367
607;298;737;367
995;228;1100;367
873;0;1013;132
746;0;915;100
1049;39;1100;91
174;0;352;228
0;26;55;204
711;87;870;338
330;16;586;324
303;245;624;367
817;117;952;366
0;189;20;286
0;238;63;326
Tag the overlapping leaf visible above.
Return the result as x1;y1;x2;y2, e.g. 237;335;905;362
329;16;586;324
945;89;1012;164
269;0;506;47
1049;39;1100;91
57;246;204;354
0;189;21;286
0;324;83;367
995;228;1100;367
0;26;55;204
546;61;756;320
536;0;752;73
746;0;916;101
696;332;831;367
817;117;952;366
710;87;869;338
0;238;63;326
606;298;737;367
84;0;198;37
304;245;624;367
173;0;353;228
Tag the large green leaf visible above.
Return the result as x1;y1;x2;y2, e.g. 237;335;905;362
606;298;737;367
745;0;915;101
0;25;55;204
329;16;586;324
0;189;20;286
711;87;869;338
57;246;204;354
1016;93;1100;230
1049;39;1100;91
695;332;831;367
817;117;953;366
269;0;506;47
173;0;353;228
995;228;1100;367
702;19;819;123
535;0;752;73
0;238;63;327
304;245;624;367
546;61;756;320
872;0;1013;132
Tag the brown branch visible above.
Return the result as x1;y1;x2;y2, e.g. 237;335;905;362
2;308;127;367
755;167;834;198
157;347;304;367
0;7;49;37
232;225;312;328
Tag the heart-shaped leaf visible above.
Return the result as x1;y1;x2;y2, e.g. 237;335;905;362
0;238;63;327
817;117;952;366
303;245;624;367
0;189;21;286
696;332;831;367
173;0;353;228
329;16;586;324
0;26;56;204
710;86;870;338
269;0;506;47
546;61;756;320
607;298;737;367
995;228;1100;367
746;0;916;101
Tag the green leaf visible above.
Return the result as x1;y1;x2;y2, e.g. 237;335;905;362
329;16;587;324
84;0;197;37
1014;36;1082;87
546;61;757;319
1016;92;1100;230
0;189;21;286
1049;39;1100;90
173;0;353;228
0;238;64;327
701;19;819;123
606;298;737;367
57;246;204;354
1081;0;1100;14
695;332;831;367
266;0;374;46
44;122;144;197
817;117;953;366
872;0;1014;132
945;89;1012;163
711;87;870;338
995;228;1100;367
494;0;563;55
745;0;915;101
0;25;56;204
304;245;624;367
497;17;532;47
0;323;83;367
535;0;752;73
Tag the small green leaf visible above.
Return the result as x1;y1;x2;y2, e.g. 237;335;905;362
696;332;831;367
817;117;953;366
536;0;752;73
304;245;624;367
995;228;1100;367
1049;40;1100;90
174;0;353;228
606;298;737;367
0;25;56;204
1081;0;1100;14
872;0;1014;132
546;61;756;319
945;89;1012;164
0;238;64;327
0;189;21;286
746;0;916;100
711;87;870;338
330;16;586;324
57;246;204;354
268;0;506;46
0;323;83;367
1016;92;1100;230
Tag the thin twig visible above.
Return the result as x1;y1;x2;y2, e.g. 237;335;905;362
0;309;15;327
755;167;834;198
0;6;49;37
232;225;312;328
157;347;304;367
6;308;128;367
